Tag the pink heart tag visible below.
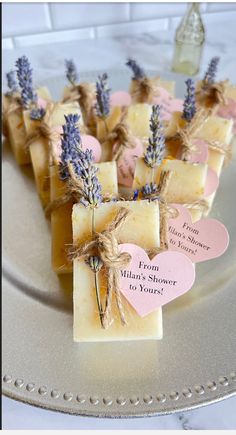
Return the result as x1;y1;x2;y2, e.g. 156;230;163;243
204;168;219;197
113;137;143;187
119;243;195;317
168;204;229;263
188;139;209;163
37;97;48;110
153;87;184;121
217;98;236;134
110;91;132;107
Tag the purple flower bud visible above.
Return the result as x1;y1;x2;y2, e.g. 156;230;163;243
144;105;165;168
65;59;78;86
95;73;111;118
203;57;220;86
182;78;196;122
15;56;37;109
126;58;146;80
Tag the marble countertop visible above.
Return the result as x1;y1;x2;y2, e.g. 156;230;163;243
2;19;236;430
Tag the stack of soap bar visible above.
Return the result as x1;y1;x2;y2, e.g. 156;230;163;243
23;102;82;207
51;161;119;274
6;87;51;165
72;200;162;342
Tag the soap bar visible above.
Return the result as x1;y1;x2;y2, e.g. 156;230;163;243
96;106;122;143
63;82;96;124
129;76;175;103
23;102;82;207
51;161;119;274
126;104;152;143
166;112;233;173
133;158;208;203
6;86;51;165
72;200;162;342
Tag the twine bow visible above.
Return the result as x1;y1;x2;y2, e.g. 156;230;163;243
70;207;132;329
131;77;157;104
196;80;228;110
105;121;136;162
62;82;95;120
24;102;62;164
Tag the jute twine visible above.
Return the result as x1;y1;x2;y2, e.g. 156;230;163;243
196;80;228;110
131;77;158;104
70;207;132;329
178;108;212;161
62;82;95;121
105;121;136;161
24;102;62;165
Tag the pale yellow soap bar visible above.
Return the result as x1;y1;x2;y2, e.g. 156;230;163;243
51;161;118;274
6;86;51;165
133;158;208;203
72;200;162;342
96;106;122;144
23;102;82;207
126;103;152;142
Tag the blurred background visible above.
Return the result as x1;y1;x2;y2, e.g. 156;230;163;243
3;2;236;49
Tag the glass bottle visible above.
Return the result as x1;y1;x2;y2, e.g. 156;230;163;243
172;3;205;76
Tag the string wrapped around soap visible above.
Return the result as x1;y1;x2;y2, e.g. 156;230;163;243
62;59;96;124
126;58;159;104
196;57;228;110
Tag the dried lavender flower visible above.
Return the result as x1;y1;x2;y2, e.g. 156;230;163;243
144;105;165;168
126;58;146;80
203;57;220;86
65;59;78;86
86;256;103;272
95;73;110;118
141;182;158;198
59;113;81;180
73;148;103;208
30;107;46;121
132;189;139;201
182;78;196;122
6;70;18;95
15;56;37;109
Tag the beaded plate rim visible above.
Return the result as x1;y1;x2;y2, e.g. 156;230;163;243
2;372;236;417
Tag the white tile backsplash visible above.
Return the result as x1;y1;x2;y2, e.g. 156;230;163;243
50;3;130;30
206;3;236;12
14;27;95;48
2;3;52;37
2;38;14;50
2;2;236;49
130;2;188;20
96;17;168;39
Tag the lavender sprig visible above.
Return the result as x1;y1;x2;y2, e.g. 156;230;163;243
65;59;78;86
182;78;196;122
95;73;110;118
30;107;46;121
59;113;82;180
6;70;18;95
144;105;165;168
203;57;220;86
15;56;37;109
126;58;146;80
73;148;103;208
141;182;159;198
